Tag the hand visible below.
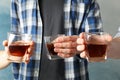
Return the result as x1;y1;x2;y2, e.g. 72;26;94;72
76;32;87;58
3;40;34;63
76;32;112;59
107;37;120;59
53;35;78;58
23;40;34;63
0;50;11;69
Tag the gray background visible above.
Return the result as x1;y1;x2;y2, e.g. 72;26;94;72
98;0;120;36
0;0;120;80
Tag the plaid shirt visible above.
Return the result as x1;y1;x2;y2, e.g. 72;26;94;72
11;0;103;80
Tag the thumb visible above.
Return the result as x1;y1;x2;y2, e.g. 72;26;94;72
3;40;8;46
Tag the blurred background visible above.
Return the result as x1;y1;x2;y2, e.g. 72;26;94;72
0;0;13;80
0;0;120;80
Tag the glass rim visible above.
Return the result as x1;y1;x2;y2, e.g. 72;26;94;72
8;32;32;37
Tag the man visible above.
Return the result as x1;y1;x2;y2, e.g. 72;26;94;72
1;0;103;80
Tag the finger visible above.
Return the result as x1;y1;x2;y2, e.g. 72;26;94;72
54;48;77;54
54;35;78;42
57;52;75;58
3;40;8;46
76;45;86;52
54;41;77;48
80;51;88;58
77;32;86;44
27;41;34;56
76;38;85;44
79;32;85;38
105;34;112;42
23;54;30;64
30;41;34;47
25;54;30;63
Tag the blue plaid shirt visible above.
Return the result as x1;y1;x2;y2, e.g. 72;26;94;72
11;0;103;80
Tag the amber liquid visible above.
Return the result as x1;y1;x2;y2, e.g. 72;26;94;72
87;44;107;57
46;43;57;55
9;43;30;57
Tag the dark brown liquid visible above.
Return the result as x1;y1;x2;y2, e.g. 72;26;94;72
47;43;57;55
9;43;30;57
87;44;107;57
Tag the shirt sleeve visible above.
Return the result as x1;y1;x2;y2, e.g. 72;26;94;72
84;0;103;33
11;0;20;32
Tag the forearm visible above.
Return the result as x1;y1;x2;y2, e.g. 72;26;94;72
107;37;120;59
0;51;11;69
